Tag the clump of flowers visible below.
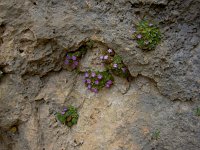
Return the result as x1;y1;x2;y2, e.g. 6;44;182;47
56;106;79;127
110;55;130;78
83;70;114;93
64;40;94;69
132;20;161;50
100;49;131;78
65;52;80;69
100;48;115;64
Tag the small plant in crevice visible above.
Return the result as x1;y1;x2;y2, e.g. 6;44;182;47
0;70;3;80
9;125;18;134
64;40;94;69
195;107;200;116
132;20;161;50
65;51;82;69
109;54;130;78
100;48;131;79
56;106;79;127
83;70;114;93
151;129;160;140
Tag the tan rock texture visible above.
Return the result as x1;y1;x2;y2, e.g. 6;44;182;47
0;0;200;150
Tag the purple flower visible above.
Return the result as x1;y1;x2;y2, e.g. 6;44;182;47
66;55;71;59
63;108;68;112
91;72;96;77
95;80;99;85
122;68;126;73
105;84;110;88
113;63;118;68
137;34;142;39
100;56;104;60
73;61;79;66
104;55;108;60
92;88;98;93
149;23;153;27
72;56;77;60
87;84;92;89
107;80;113;85
72;63;78;69
97;74;103;79
84;72;89;78
86;79;91;84
61;111;65;115
65;60;69;65
108;49;112;53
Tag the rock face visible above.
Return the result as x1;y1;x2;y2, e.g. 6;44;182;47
0;0;200;150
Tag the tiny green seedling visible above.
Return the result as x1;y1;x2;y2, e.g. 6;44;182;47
56;106;79;127
133;20;161;50
151;129;160;140
195;107;200;116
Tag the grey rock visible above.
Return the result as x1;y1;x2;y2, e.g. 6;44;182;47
0;0;199;100
0;0;200;150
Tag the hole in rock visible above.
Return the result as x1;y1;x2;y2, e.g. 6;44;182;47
0;38;3;46
0;24;6;35
18;49;24;53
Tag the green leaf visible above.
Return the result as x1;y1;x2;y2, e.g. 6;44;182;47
67;122;73;127
86;40;94;48
72;118;77;124
56;113;66;124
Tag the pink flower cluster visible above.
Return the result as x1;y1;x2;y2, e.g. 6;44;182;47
83;71;113;93
105;80;113;88
100;55;108;60
99;48;115;61
65;54;79;69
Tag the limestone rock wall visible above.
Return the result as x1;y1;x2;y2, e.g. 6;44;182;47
0;0;200;150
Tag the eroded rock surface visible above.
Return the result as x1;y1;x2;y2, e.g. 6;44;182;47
0;0;200;150
2;73;200;150
0;0;199;101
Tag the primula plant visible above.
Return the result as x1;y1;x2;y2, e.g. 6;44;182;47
100;48;131;78
83;70;114;93
65;51;82;69
56;106;79;127
132;20;161;50
64;40;94;69
109;54;130;78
